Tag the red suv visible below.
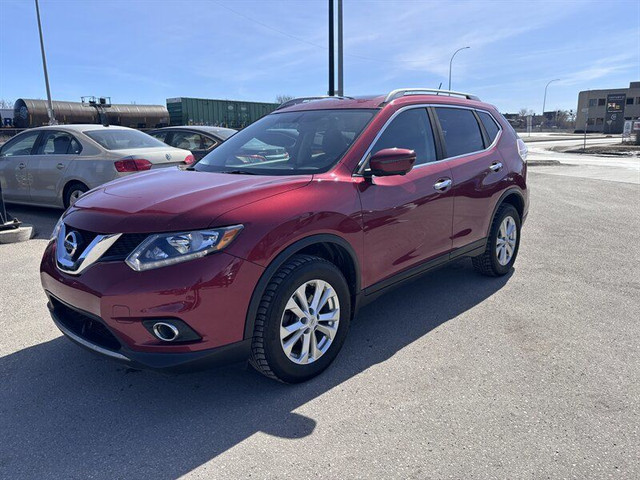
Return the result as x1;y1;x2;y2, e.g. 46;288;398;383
41;89;529;383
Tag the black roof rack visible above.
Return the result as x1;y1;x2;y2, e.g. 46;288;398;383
276;95;355;110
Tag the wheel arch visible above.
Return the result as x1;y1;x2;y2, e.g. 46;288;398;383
487;188;525;236
243;234;361;339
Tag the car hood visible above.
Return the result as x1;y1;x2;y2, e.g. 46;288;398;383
65;168;312;233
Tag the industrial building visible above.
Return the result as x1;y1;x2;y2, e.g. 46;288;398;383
575;81;640;133
166;97;279;129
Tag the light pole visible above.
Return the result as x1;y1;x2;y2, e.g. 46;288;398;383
35;0;56;125
448;46;470;91
541;78;560;127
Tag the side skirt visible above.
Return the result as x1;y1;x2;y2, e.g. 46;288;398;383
356;238;486;309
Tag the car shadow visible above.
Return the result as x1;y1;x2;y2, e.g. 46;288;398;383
1;254;512;479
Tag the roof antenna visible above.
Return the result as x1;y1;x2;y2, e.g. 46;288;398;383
437;82;442;95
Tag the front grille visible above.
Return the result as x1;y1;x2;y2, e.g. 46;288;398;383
51;297;121;351
100;233;148;262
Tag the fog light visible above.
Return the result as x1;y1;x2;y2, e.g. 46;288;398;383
142;319;201;343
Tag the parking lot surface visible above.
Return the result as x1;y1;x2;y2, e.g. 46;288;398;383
1;166;639;479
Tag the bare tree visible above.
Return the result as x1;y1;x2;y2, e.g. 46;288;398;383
518;108;533;118
0;99;14;109
276;94;295;104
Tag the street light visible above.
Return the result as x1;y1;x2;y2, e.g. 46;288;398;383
448;46;470;91
35;0;56;125
542;78;560;125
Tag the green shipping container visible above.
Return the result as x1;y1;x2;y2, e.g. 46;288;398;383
166;97;279;129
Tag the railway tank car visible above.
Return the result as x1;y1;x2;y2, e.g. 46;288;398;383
13;99;169;129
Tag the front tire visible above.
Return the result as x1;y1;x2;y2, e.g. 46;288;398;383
249;255;351;383
472;203;521;276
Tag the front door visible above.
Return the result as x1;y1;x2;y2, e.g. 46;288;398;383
0;131;41;203
357;107;454;288
28;130;81;205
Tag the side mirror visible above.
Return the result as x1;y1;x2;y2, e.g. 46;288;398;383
367;148;416;177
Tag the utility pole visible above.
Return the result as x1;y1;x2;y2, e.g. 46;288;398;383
35;0;56;125
328;0;343;96
542;78;560;128
328;0;334;96
448;46;470;91
336;0;343;96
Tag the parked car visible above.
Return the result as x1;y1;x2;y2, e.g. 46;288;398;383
149;125;290;163
41;89;529;383
0;125;195;208
148;126;236;161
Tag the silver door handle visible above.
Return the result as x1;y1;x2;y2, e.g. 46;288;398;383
57;163;64;169
433;178;452;191
489;162;503;172
18;163;26;169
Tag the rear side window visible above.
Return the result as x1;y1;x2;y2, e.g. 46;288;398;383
477;111;500;144
371;108;437;166
37;131;82;155
435;107;484;158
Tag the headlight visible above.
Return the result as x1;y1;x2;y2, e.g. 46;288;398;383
125;225;243;271
50;216;64;242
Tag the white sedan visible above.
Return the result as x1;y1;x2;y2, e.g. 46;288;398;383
0;124;194;209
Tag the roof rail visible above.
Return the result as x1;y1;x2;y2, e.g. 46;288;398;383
276;95;354;110
382;88;480;104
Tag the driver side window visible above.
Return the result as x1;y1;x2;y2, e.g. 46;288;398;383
371;108;437;166
1;132;40;157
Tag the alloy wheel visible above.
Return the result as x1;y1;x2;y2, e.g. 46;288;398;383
496;215;517;266
280;279;340;365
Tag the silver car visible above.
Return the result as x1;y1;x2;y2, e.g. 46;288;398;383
0;125;193;209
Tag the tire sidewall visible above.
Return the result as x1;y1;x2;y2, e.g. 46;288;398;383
64;183;88;208
262;261;351;383
489;205;521;275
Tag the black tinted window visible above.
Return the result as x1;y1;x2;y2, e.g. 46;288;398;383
371;108;436;165
478;111;500;144
435;108;484;157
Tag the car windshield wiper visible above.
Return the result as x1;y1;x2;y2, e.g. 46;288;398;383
221;170;257;175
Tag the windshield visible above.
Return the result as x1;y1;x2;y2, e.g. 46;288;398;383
84;129;167;150
194;109;376;175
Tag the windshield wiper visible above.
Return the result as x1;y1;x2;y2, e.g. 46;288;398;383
221;170;257;175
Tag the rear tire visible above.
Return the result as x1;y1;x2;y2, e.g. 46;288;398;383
249;254;351;383
472;203;521;276
64;182;89;209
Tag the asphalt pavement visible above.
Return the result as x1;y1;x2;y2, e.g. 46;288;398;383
1;154;639;479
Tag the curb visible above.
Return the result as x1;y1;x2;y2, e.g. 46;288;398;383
528;160;561;166
0;224;35;244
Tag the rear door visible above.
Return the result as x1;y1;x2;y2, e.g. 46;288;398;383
357;107;454;287
0;131;41;203
432;106;507;249
28;130;82;205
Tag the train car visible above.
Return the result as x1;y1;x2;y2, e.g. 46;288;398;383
12;99;169;129
166;97;279;129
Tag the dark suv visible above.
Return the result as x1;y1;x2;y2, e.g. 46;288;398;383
41;89;529;383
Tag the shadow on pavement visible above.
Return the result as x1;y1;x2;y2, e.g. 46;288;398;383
1;258;512;479
4;204;62;240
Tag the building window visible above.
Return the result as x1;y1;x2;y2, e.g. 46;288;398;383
626;97;634;105
587;118;596;125
588;99;598;107
595;118;604;125
598;98;606;106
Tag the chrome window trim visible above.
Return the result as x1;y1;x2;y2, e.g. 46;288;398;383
354;103;503;176
56;223;122;275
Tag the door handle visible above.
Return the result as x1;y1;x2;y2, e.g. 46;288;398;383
433;178;452;192
489;162;503;172
56;163;65;170
18;163;26;169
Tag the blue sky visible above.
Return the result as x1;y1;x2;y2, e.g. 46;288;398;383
0;0;638;113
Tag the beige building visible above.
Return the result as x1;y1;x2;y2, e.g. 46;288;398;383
575;81;640;133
